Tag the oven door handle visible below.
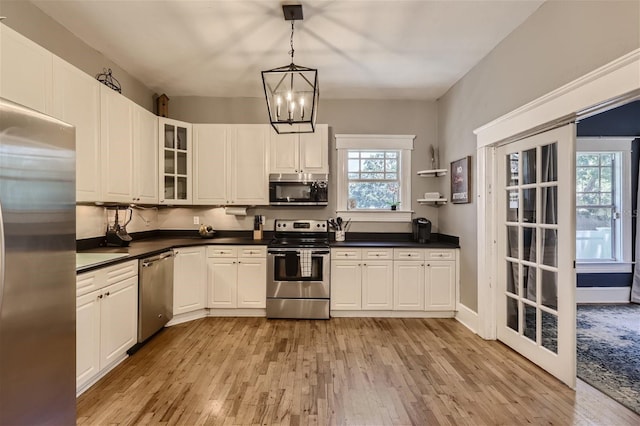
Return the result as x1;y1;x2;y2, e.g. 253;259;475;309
268;249;330;255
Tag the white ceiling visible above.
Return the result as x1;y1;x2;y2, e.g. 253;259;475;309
32;0;544;100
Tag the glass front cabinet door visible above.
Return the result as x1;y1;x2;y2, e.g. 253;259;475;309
159;118;192;204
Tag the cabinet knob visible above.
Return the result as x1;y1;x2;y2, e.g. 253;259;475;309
407;254;412;257
98;294;103;299
105;291;110;297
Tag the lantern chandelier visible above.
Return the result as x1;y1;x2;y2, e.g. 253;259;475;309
262;4;319;134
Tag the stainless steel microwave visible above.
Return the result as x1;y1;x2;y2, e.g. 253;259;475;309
269;174;328;206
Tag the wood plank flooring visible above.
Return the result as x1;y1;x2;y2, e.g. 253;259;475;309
77;317;640;425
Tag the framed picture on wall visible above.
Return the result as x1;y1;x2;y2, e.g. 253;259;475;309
451;156;471;204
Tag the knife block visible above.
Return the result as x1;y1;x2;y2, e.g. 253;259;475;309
253;225;263;240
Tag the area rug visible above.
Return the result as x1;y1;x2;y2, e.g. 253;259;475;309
577;304;640;414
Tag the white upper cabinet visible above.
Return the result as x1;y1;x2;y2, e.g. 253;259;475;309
51;57;101;202
193;124;229;205
133;107;158;204
0;25;52;114
229;125;269;205
193;124;269;205
269;124;328;174
159;118;192;205
100;85;135;203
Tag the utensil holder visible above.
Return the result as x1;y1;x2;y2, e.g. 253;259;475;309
335;230;345;242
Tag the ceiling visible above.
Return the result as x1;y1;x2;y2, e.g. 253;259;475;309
32;0;544;100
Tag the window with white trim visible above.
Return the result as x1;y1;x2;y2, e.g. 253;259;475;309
335;134;414;222
576;138;632;273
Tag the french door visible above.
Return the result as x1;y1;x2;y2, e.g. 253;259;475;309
496;124;576;387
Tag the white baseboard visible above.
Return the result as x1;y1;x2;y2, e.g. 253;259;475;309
455;303;478;334
166;309;207;326
76;353;128;397
208;308;266;317
576;287;631;304
330;310;454;318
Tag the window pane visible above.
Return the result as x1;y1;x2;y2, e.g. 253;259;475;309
600;166;612;192
522;227;536;263
386;152;398;158
577;154;599;166
542;229;557;267
576;167;600;192
506;261;518;294
600;154;613;166
348;151;359;158
522;148;536;184
507;190;518;222
507;153;519;186
348;159;360;172
524;304;537;342
576;207;613;260
523;265;536;302
577;193;600;206
541;143;557;183
387;173;398;180
600;193;612;205
361;152;383;159
385;159;398;172
361;173;384;180
362;159;384;172
542;186;557;224
507;297;519;332
348;182;399;209
541;311;558;354
522;188;536;223
347;173;359;179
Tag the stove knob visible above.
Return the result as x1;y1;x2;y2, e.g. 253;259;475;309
317;224;320;228
282;223;287;228
322;223;326;228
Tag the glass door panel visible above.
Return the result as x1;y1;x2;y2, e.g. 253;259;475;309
497;124;576;388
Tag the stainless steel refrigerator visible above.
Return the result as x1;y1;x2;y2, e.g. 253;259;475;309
0;98;76;424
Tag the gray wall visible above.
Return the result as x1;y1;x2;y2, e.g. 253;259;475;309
169;97;440;234
0;0;155;110
437;0;640;312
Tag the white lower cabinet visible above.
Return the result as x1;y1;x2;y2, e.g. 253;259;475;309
330;260;362;310
173;246;207;315
425;260;456;310
393;260;425;310
331;247;458;314
207;246;267;310
331;249;393;311
76;260;138;392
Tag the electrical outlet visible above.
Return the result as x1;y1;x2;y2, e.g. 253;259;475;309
193;216;200;225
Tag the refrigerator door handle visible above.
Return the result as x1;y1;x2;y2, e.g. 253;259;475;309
0;200;4;312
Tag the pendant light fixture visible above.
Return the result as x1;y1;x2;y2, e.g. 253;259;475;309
262;4;318;134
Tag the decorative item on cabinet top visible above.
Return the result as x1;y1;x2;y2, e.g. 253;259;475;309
96;68;121;93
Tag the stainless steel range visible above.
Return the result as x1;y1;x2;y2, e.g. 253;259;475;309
266;219;330;319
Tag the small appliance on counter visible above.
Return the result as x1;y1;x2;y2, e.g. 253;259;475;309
198;224;215;238
413;217;432;243
106;206;133;247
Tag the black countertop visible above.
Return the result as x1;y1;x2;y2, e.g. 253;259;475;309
77;231;459;273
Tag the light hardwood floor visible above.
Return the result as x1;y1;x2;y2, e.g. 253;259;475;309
77;317;640;425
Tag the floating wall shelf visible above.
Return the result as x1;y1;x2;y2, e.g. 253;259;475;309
417;198;448;206
417;169;447;177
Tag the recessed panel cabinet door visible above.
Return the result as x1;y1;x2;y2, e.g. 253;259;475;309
230;125;269;205
208;258;237;308
193;124;229;204
393;261;425;310
299;124;329;173
134;107;158;204
76;290;101;390
0;25;52;114
270;131;299;173
361;260;393;310
52;57;101;202
330;261;362;310
100;86;134;203
173;247;206;314
99;277;137;368
425;261;455;310
237;258;266;308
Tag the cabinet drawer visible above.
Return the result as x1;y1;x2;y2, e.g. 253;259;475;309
331;248;362;260
207;246;238;258
77;260;137;297
393;249;425;260
238;246;266;258
105;260;138;286
425;250;456;260
77;270;102;297
362;248;393;259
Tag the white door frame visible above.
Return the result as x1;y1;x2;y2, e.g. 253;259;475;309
474;49;640;341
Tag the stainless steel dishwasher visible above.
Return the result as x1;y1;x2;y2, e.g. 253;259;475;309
138;251;174;343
